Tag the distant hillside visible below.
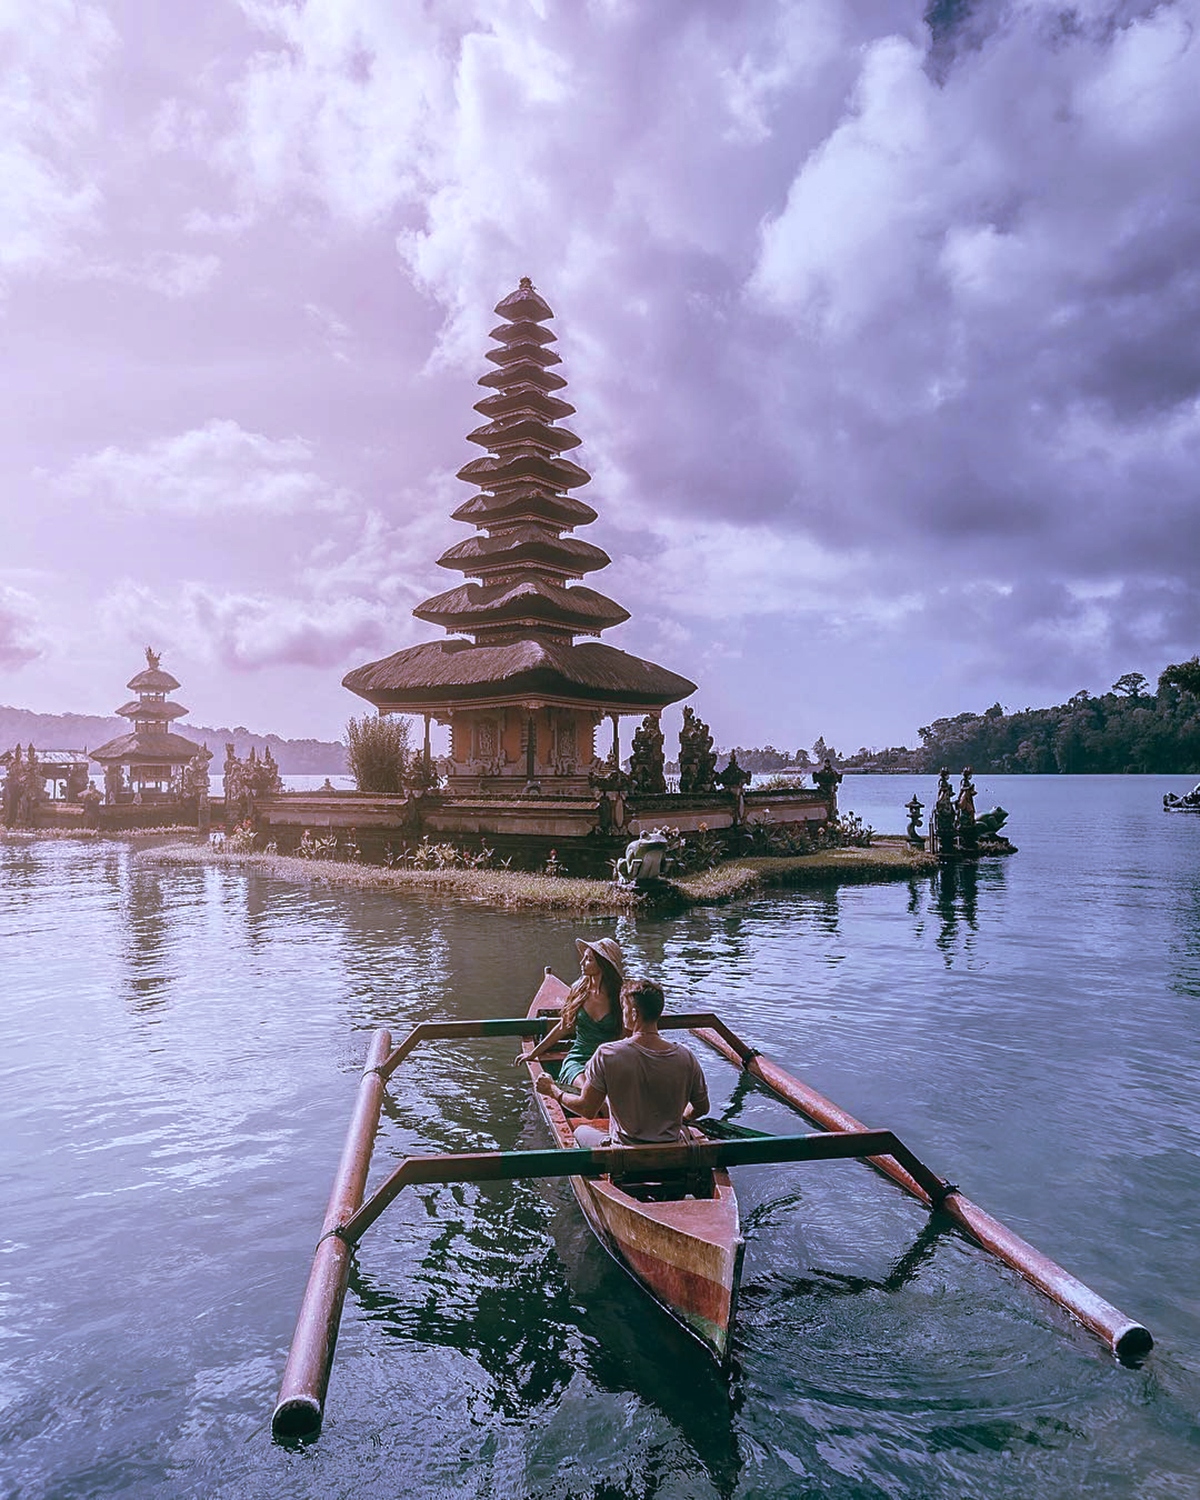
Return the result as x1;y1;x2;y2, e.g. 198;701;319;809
0;706;347;775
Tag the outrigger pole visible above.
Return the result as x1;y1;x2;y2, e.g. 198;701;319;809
271;1027;392;1441
689;1020;1153;1366
272;1006;1151;1441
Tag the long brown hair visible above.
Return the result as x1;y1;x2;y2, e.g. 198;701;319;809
560;950;623;1032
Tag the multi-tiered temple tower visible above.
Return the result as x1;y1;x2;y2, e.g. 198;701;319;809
90;648;203;799
344;279;695;795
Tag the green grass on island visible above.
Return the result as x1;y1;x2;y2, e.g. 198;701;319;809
141;836;937;913
670;839;937;904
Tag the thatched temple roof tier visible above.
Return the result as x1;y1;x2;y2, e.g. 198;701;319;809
473;390;575;424
436;528;610;577
126;666;181;693
450;490;598;528
114;699;187;721
489;319;555;345
465;417;581;453
486;341;561;369
473;389;575;422
343;638;694;712
456;452;591;490
414;579;629;635
91;730;204;764
476;363;567;392
493;283;554;322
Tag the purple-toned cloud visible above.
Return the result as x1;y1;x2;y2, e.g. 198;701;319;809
99;578;388;672
54;419;348;516
0;2;113;286
2;0;1199;746
0;587;44;669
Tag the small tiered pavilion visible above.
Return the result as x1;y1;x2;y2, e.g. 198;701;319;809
343;278;696;795
90;648;204;800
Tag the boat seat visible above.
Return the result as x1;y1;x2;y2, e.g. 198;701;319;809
616;1169;715;1202
608;1132;715;1201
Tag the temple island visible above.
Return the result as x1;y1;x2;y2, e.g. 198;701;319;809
0;648;279;835
251;280;839;874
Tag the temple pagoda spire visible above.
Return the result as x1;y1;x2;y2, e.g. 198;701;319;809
414;278;629;644
344;280;695;796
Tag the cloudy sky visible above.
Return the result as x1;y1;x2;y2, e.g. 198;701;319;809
3;0;1199;754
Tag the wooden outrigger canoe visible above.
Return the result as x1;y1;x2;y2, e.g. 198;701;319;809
271;979;1153;1442
519;968;743;1362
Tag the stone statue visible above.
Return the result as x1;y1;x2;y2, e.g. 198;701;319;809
181;747;212;800
104;762;126;805
678;707;717;793
812;756;843;809
1;746;20;826
589;761;630;795
614;829;673;885
1;750;15;825
222;744;242;826
905;793;925;846
65;762;90;801
182;747;213;830
223;743;283;824
956;768;977;851
80;784;102;826
10;745;46;826
975;806;1008;839
590;761;629;835
933;768;956;854
628;714;667;795
716;751;751;792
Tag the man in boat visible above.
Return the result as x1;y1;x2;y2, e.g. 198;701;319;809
535;978;709;1148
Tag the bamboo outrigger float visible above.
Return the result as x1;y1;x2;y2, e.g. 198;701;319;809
272;970;1152;1441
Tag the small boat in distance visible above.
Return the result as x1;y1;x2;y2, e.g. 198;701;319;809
520;969;744;1362
1163;783;1200;812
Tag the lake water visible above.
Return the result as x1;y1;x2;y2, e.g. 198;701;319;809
2;775;1199;1499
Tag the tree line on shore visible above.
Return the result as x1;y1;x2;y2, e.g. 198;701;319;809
711;659;1200;776
859;659;1200;775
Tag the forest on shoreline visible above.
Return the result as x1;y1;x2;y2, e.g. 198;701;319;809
843;659;1200;775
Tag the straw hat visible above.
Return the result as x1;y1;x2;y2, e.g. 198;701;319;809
575;935;625;978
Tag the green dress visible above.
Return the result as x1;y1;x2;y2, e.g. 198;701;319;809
557;1006;622;1089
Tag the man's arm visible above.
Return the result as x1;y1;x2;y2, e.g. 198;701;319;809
687;1056;710;1121
535;1071;604;1117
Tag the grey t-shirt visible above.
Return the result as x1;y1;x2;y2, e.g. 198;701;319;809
582;1036;710;1145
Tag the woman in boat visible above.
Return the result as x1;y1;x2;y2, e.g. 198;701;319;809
526;936;625;1089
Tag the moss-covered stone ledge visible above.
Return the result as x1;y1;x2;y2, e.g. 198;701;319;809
142;842;635;912
139;835;937;913
667;838;937;906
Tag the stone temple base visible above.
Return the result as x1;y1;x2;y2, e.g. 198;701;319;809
250;786;836;876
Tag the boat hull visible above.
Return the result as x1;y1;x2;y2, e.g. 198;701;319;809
523;972;742;1361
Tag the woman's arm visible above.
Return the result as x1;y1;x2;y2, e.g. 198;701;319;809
523;1016;568;1064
